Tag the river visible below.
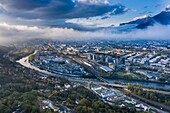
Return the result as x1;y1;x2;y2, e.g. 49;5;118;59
16;50;56;76
107;79;170;89
16;51;170;89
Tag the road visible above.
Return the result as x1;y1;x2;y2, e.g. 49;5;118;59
17;52;170;96
143;88;170;95
17;50;82;78
17;52;170;112
124;89;170;112
100;82;170;95
68;78;170;95
72;58;108;83
71;58;170;95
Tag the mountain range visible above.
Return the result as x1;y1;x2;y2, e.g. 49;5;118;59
119;6;170;29
49;6;170;32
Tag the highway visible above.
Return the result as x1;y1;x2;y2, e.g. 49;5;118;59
143;88;170;95
68;78;170;95
17;52;170;95
17;51;170;112
94;81;170;95
124;89;170;112
72;58;109;83
100;82;170;95
71;58;170;95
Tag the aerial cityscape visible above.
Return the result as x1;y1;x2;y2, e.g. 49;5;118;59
0;0;170;113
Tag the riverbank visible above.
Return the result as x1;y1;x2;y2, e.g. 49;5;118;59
106;78;170;89
16;51;170;90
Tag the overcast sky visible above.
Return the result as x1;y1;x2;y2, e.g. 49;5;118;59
0;0;170;45
0;0;169;26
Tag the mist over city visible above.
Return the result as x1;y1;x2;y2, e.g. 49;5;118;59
0;0;170;113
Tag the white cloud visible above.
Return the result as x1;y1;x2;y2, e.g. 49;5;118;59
0;23;170;45
78;0;101;4
77;0;110;5
165;5;170;12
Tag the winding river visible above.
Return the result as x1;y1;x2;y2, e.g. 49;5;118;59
16;50;56;76
17;51;170;89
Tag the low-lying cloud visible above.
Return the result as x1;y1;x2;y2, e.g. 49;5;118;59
0;23;169;45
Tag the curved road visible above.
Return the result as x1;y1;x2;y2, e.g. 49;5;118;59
16;51;170;95
124;89;170;112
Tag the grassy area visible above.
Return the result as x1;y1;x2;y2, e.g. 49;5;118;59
109;72;140;80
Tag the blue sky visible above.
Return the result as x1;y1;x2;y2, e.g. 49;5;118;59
67;0;170;26
109;0;170;24
0;0;169;27
0;0;170;45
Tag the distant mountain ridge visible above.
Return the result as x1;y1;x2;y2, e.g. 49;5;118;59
120;16;154;26
153;10;170;25
119;6;170;29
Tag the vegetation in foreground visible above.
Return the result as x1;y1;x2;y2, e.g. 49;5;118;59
0;48;147;113
127;84;170;106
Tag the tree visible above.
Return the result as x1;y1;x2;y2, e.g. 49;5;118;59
80;98;91;107
137;90;142;96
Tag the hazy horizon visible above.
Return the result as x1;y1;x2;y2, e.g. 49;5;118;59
0;0;170;45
